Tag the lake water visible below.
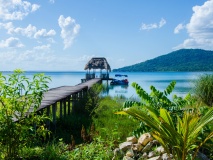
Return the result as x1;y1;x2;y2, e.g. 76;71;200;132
2;71;212;98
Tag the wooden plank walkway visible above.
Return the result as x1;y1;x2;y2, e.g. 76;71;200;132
13;78;102;122
37;78;101;111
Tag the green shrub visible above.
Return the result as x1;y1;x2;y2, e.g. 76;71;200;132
0;69;51;159
193;74;213;107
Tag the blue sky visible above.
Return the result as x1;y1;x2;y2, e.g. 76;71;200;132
0;0;212;71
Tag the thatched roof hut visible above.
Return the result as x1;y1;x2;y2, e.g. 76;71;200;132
84;57;111;72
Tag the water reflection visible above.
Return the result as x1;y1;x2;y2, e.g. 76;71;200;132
109;85;128;94
102;81;129;97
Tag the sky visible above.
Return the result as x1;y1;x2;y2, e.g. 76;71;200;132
0;0;213;71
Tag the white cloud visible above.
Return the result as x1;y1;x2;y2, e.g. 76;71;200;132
0;0;40;20
8;24;37;37
34;29;56;39
174;23;185;34
174;0;213;50
0;48;93;71
140;18;166;30
140;23;158;30
77;55;95;62
33;44;51;50
0;37;24;48
58;15;80;49
0;22;14;30
1;22;56;42
159;18;166;28
49;0;55;4
0;45;55;67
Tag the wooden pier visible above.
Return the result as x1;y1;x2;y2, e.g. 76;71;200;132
40;78;101;129
13;57;112;130
14;78;102;129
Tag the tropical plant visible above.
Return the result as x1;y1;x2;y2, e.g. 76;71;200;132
123;81;194;136
124;81;193;112
0;69;51;159
193;73;213;107
117;106;213;160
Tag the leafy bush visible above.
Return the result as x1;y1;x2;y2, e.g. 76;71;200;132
0;70;51;159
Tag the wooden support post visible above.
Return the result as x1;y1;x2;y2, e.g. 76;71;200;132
63;98;66;117
68;95;71;115
52;103;57;130
79;90;82;99
46;106;50;130
72;93;77;114
82;87;88;98
60;100;63;119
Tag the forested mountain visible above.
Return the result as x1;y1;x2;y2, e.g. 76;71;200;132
113;49;213;72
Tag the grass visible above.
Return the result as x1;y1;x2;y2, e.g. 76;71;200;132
18;94;138;159
92;96;139;141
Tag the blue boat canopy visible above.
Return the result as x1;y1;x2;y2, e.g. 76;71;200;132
115;74;128;77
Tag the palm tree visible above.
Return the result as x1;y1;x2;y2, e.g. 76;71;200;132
117;106;213;160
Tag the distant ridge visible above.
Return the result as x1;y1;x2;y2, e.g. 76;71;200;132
113;49;213;72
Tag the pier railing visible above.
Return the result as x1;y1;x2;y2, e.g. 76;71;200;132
13;78;102;130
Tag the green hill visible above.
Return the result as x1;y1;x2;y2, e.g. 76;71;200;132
113;49;213;72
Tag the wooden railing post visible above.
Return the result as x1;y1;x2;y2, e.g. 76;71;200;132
52;103;57;130
60;100;63;118
63;98;66;117
68;95;71;115
82;87;88;98
46;106;50;130
72;93;77;113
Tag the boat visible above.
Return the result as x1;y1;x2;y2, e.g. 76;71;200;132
110;74;129;85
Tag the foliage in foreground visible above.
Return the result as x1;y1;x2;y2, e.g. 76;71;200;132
21;136;114;160
0;70;51;159
20;91;137;159
118;106;213;160
117;81;213;160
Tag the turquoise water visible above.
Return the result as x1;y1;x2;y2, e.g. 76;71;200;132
2;71;212;98
106;72;204;98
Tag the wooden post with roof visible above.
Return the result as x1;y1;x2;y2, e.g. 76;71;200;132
83;57;111;82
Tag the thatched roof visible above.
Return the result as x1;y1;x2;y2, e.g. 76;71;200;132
84;57;111;71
